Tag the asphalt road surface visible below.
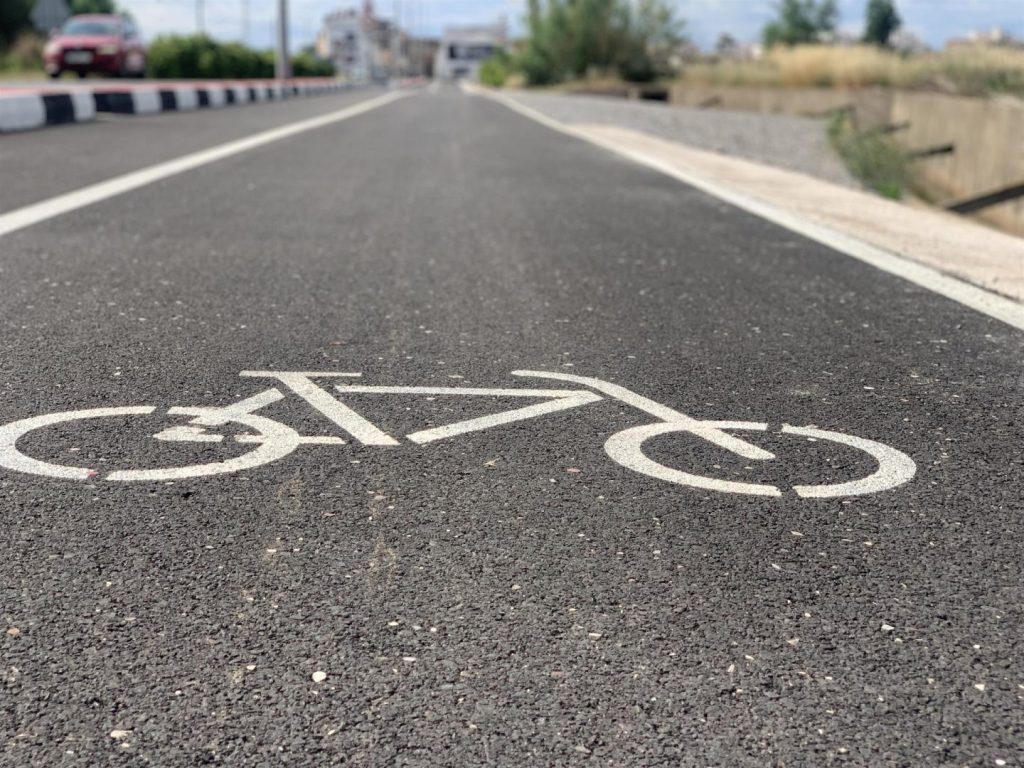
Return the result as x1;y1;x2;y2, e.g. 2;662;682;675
1;85;1022;766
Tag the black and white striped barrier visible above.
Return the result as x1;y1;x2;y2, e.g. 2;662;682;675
0;79;349;133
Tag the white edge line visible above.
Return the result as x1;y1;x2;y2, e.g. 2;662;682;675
0;90;409;240
479;89;1024;333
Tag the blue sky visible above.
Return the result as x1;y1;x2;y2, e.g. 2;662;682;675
122;0;1024;52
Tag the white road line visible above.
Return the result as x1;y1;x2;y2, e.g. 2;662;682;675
393;389;603;444
512;370;775;461
334;385;593;397
604;421;783;497
0;90;409;239
783;424;916;498
0;406;155;480
242;371;399;446
478;89;1024;333
333;383;604;444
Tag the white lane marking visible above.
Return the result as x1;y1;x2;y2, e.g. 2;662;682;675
604;420;783;497
784;424;916;498
0;406;155;480
334;385;605;444
106;408;301;482
335;385;591;397
406;391;601;444
512;369;775;461
240;371;363;378
479;90;1024;333
237;434;346;445
0;90;408;239
187;387;285;424
241;371;399;446
0;369;916;496
603;418;916;497
154;425;224;442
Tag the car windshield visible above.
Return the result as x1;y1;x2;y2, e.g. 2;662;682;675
62;20;119;36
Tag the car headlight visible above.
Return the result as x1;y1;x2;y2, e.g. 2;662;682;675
44;42;61;56
98;44;119;55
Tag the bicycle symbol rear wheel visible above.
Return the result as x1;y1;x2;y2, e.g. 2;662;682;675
0;406;301;482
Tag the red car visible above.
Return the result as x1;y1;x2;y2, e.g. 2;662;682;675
44;14;146;79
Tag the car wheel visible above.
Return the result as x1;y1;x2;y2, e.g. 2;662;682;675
76;70;87;79
48;70;62;79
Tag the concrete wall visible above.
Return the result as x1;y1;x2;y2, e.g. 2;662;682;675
667;84;1024;236
889;92;1024;236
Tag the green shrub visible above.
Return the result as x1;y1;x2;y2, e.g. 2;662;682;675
479;54;509;87
292;50;334;77
517;0;684;86
147;34;331;79
1;32;44;72
828;111;908;199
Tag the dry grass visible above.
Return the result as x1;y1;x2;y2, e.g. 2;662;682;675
682;44;1024;97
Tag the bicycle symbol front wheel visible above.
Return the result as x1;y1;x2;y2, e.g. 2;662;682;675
604;421;916;498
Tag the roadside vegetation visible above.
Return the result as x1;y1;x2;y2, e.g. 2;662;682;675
1;0;119;75
0;0;333;80
485;0;1023;100
0;33;46;75
683;45;1024;98
476;48;512;87
147;35;333;79
479;0;684;87
827;110;909;199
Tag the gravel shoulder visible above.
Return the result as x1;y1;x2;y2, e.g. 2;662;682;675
504;89;858;188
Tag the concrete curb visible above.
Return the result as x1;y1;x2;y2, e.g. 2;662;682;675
0;79;349;133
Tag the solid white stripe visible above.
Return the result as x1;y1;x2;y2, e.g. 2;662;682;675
482;89;1024;333
0;91;408;239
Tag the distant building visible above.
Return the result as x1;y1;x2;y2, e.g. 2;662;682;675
316;1;405;83
434;23;506;81
889;29;928;55
407;38;439;78
947;27;1020;49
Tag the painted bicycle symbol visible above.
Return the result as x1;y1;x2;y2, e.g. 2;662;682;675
0;370;915;497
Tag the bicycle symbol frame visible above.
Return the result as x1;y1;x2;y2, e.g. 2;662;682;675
0;370;916;497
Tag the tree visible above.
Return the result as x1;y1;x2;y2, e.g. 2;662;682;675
69;0;116;14
715;33;739;57
863;0;901;47
517;0;684;85
0;0;33;48
762;0;838;47
618;0;685;82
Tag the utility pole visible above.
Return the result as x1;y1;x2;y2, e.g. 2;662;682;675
275;0;291;80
